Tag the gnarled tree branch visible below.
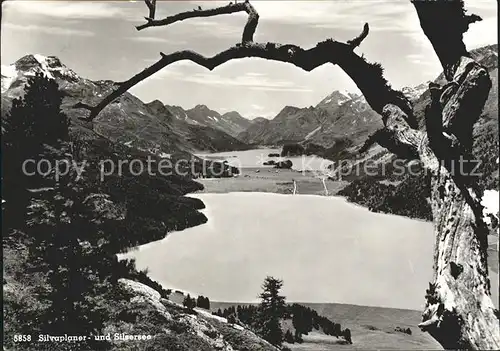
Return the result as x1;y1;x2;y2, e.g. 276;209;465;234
76;1;397;123
408;1;499;349
75;23;406;124
411;0;480;80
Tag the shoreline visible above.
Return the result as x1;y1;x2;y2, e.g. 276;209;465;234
123;191;437;311
191;177;434;223
123;191;497;310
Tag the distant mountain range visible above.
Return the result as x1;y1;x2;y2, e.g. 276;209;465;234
2;44;497;162
1;54;250;154
184;105;251;136
239;45;497;184
238;82;429;148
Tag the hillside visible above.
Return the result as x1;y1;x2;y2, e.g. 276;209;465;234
163;103;252;139
239;105;331;145
250;116;269;124
1;54;250;154
2;72;274;351
146;100;250;152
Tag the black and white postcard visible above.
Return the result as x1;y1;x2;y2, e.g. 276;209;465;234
2;0;499;350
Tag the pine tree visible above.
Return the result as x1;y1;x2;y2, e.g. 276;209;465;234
333;323;341;337
25;157;114;350
257;276;286;346
292;308;303;339
227;314;236;324
3;72;68;152
343;328;352;344
2;72;70;230
31;187;111;346
183;294;195;310
5;73;113;350
284;330;295;344
197;295;204;308
291;304;313;339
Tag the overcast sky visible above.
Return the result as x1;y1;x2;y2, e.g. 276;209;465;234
1;0;497;119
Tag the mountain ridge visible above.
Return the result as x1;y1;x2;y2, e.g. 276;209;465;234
238;44;498;154
1;54;250;154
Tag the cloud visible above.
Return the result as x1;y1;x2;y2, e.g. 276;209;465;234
250;86;312;92
128;36;187;45
154;1;407;32
241;0;421;37
251;1;355;26
2;0;131;19
309;1;415;32
149;68;312;92
406;54;434;65
178;72;312;92
184;19;243;38
2;22;95;37
251;104;265;111
246;72;267;77
400;2;497;51
466;0;497;12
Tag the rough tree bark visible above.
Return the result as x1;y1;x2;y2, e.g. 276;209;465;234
74;0;499;348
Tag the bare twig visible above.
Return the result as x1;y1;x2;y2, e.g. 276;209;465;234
136;0;259;45
76;1;392;122
347;23;369;49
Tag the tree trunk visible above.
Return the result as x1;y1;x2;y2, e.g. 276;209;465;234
416;57;500;350
421;169;499;349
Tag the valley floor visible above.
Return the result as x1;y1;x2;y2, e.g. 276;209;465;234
195;167;349;196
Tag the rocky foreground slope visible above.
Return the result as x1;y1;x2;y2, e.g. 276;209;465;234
1;62;272;350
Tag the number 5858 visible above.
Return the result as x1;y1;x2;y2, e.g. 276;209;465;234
14;335;31;342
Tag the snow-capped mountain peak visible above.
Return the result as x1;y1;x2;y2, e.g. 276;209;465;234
32;54;55;79
339;89;354;100
16;54;80;82
317;90;359;108
401;81;430;101
2;54;82;93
